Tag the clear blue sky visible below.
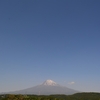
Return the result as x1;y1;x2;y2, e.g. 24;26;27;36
0;0;100;93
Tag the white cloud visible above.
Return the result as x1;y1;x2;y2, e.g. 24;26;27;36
68;82;75;85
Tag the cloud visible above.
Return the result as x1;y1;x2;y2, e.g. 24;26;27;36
68;82;75;85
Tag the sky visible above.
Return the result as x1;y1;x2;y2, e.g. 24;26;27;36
0;0;100;93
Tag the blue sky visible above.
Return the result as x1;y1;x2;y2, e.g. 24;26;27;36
0;0;100;92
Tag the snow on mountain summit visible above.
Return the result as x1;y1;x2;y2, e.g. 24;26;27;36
42;80;58;86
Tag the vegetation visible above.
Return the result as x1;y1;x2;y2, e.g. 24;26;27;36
0;92;100;100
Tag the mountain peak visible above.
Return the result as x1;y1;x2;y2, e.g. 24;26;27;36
42;80;58;86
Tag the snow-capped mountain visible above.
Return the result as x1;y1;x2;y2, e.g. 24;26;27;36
42;80;59;86
6;80;79;95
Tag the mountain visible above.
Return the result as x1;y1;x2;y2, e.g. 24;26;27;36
7;80;79;95
42;80;59;86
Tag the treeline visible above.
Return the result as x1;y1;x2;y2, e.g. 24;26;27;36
0;92;100;100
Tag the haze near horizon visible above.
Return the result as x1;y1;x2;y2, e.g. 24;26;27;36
0;0;100;93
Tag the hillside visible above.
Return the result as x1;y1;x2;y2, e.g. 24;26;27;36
0;92;100;100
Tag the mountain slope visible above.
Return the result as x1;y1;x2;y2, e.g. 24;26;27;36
8;80;79;95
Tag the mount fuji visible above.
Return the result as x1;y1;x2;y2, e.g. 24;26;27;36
7;80;79;95
42;80;59;86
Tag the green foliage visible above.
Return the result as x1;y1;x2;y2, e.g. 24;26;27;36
0;93;100;100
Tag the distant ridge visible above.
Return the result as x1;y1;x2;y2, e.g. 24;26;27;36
4;80;79;95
